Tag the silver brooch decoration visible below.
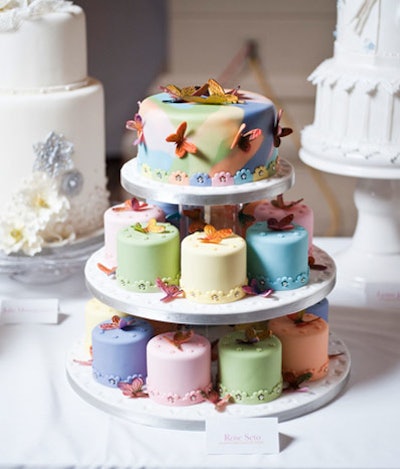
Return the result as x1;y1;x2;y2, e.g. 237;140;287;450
59;169;84;198
33;131;74;177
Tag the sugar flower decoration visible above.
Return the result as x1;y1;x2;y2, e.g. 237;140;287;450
166;121;197;158
126;113;145;146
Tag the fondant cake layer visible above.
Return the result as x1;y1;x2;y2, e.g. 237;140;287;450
0;6;86;89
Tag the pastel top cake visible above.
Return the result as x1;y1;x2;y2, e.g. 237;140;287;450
127;79;279;186
301;0;400;170
180;225;247;303
116;219;180;292
246;218;309;291
103;198;165;267
218;328;282;405
146;330;212;406
0;1;109;256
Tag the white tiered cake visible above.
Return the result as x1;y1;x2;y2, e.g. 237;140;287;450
0;0;109;256
301;0;400;172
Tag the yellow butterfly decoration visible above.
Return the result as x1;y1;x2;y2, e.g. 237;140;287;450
199;224;233;244
162;79;239;105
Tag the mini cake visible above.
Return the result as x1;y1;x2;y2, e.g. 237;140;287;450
116;219;180;292
127;78;288;186
83;297;127;354
305;298;329;322
180;225;247;303
103;198;165;267
246;218;309;291
269;312;329;382
252;195;314;252
91;315;154;388
146;330;212;406
217;328;282;405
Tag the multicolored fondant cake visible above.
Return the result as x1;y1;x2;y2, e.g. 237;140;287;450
180;225;247;303
103;198;165;267
269;312;329;383
217;328;282;404
91;315;154;388
146;330;212;406
127;79;283;186
246;218;309;291
116;219;180;292
0;1;109;256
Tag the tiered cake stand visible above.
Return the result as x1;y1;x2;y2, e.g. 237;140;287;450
67;158;351;430
299;148;400;289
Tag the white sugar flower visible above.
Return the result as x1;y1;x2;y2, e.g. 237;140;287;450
0;214;44;256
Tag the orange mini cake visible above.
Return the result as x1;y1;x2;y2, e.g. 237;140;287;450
268;312;329;383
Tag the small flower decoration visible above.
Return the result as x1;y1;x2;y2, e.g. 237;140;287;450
156;277;184;302
267;214;295;231
165;121;197;158
253;166;268;181
118;377;148;398
230;123;262;152
199;224;233;244
190;173;211;186
211;172;234;186
242;278;273;298
236;327;272;345
201;389;234;412
164;329;194;351
133;218;166;234
169;171;189;185
154;169;168;182
233;168;253;184
97;262;116;277
273;109;293;147
112;197;148;212
271;194;303;210
99;315;136;330
126;113;145;145
308;255;327;271
283;371;312;392
182;208;206;233
287;311;321;327
141;164;152;179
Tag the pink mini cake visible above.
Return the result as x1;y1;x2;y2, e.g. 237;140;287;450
103;198;165;267
146;330;212;406
268;312;329;383
251;194;314;252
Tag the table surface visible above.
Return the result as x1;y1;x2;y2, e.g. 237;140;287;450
1;237;399;469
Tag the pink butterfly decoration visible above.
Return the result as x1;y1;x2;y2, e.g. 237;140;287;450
156;277;184;302
126;113;145;145
242;278;274;298
118;377;148;398
202;389;233;412
112;198;149;212
99;315;135;330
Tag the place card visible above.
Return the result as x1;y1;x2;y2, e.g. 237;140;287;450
366;283;400;310
206;417;279;454
0;298;59;324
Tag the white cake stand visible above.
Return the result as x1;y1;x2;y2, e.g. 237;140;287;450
66;333;350;431
299;147;400;292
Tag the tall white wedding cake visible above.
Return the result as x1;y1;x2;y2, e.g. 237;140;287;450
0;0;109;256
301;0;400;170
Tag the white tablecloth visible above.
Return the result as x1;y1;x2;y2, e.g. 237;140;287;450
1;238;399;469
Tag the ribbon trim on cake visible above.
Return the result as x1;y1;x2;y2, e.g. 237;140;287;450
0;0;77;32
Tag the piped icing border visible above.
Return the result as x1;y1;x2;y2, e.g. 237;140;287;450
218;380;283;405
147;382;213;406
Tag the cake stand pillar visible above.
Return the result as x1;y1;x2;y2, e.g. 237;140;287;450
334;177;400;287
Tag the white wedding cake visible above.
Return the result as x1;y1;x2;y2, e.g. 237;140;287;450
0;0;109;255
301;0;400;170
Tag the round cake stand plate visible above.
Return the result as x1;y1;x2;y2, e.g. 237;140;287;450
66;333;350;431
0;229;104;284
120;158;294;206
85;245;336;325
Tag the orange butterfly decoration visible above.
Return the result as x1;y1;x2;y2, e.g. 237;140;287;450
165;121;197;158
230;123;262;152
199;224;233;244
133;218;166;234
164;329;194;351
